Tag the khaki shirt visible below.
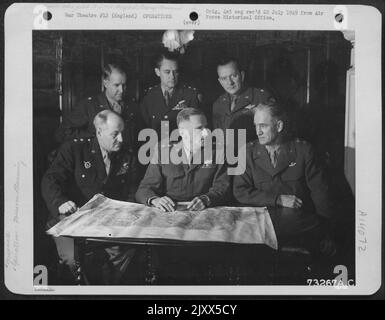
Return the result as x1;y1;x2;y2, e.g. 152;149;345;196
135;141;230;207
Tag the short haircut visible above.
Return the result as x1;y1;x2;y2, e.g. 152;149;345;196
255;98;287;123
102;63;126;80
176;108;206;126
93;109;122;130
155;51;179;69
217;57;242;72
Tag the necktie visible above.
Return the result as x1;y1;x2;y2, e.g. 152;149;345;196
112;101;122;114
164;90;171;108
270;150;278;168
103;152;111;175
230;95;238;112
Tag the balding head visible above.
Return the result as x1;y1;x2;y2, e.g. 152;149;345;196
94;110;124;152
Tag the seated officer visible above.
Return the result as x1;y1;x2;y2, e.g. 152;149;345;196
135;107;230;210
56;63;143;153
135;108;231;282
42;110;139;284
233;100;336;256
140;52;199;137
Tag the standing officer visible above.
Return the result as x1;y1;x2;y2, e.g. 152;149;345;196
213;57;271;144
56;63;143;153
140;52;199;137
43;110;139;284
233;100;336;256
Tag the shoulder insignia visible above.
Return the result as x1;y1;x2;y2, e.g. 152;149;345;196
144;86;152;93
73;138;89;143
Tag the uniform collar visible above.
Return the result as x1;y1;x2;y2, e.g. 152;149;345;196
160;85;175;96
222;87;254;114
251;139;296;176
98;92;126;114
169;140;212;172
265;144;281;155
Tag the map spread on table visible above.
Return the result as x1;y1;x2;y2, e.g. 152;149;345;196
47;194;278;249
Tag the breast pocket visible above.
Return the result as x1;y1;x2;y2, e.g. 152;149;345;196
163;165;185;191
280;165;304;182
252;173;273;191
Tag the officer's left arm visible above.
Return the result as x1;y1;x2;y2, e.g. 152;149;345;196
41;142;75;216
202;162;231;207
304;144;334;220
135;163;165;205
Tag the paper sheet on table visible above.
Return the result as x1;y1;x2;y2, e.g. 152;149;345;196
47;194;278;249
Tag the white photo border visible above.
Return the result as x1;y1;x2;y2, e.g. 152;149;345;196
4;3;382;295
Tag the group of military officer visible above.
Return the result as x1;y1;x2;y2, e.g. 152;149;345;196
42;52;336;284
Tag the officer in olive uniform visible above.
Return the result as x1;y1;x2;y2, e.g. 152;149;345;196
42;110;139;284
56;63;144;152
213;57;271;144
136;108;230;210
233;101;335;256
140;52;199;137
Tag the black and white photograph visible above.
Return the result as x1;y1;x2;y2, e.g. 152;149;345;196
3;3;382;296
32;29;355;286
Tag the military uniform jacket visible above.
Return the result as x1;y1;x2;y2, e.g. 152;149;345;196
140;84;199;135
233;139;333;219
56;93;143;151
212;87;271;143
42;137;138;228
135;141;230;207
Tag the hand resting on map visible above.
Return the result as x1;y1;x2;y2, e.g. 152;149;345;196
151;195;209;212
58;200;78;215
150;196;176;212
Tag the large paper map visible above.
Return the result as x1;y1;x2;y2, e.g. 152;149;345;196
47;194;278;249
